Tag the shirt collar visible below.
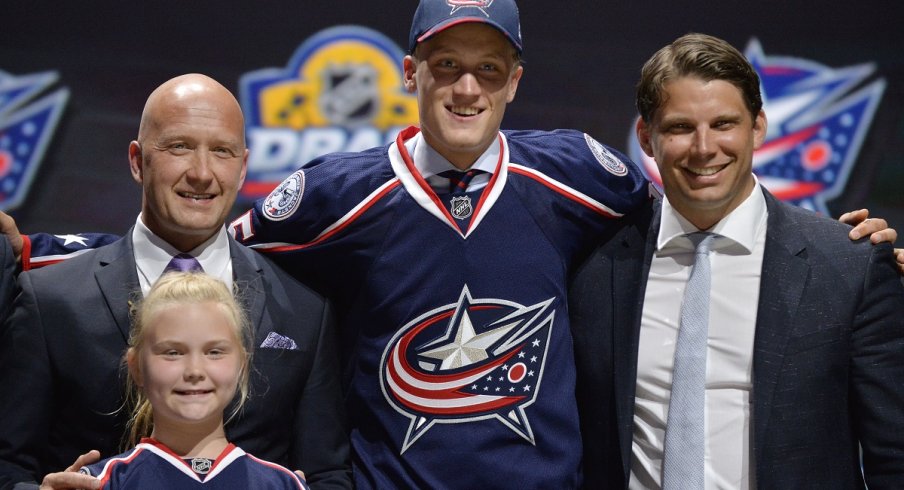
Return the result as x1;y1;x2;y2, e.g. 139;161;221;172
132;214;232;295
410;131;501;178
657;175;768;253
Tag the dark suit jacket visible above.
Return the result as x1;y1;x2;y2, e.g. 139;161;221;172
0;236;14;325
0;232;351;489
570;189;904;489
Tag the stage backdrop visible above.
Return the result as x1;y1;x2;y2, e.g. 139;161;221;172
2;1;902;233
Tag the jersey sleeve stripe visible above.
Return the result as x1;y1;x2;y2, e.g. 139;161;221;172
245;454;309;489
508;164;622;218
28;249;94;269
94;447;146;486
254;178;401;253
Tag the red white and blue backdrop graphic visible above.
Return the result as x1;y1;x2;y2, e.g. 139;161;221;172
0;71;68;211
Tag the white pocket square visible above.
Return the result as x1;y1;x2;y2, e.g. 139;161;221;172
260;331;299;350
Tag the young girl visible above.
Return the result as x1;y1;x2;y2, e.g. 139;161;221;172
80;272;308;489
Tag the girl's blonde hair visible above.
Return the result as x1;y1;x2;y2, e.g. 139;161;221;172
124;272;252;447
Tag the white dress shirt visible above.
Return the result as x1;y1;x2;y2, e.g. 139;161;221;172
132;214;234;296
630;181;768;489
409;131;496;193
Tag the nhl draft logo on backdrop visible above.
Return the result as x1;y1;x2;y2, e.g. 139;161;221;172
263;170;305;221
0;70;69;211
239;26;418;200
628;38;885;214
448;0;494;15
380;286;554;453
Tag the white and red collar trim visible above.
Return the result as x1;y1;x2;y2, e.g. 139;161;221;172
389;126;509;239
133;438;244;483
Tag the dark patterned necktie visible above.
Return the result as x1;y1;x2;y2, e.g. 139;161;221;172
439;169;482;194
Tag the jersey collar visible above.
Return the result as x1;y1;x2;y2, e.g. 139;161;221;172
388;126;509;239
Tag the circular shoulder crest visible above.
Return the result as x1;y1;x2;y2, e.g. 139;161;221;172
584;133;628;177
262;170;305;221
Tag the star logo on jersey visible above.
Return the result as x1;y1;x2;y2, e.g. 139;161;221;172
628;38;885;214
381;285;553;453
0;70;69;211
54;234;88;247
448;0;494;16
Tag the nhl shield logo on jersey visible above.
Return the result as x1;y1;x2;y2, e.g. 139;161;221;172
449;195;473;219
380;285;554;453
584;133;628;177
263;170;304;221
190;458;212;475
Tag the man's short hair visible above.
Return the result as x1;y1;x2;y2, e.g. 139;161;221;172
636;33;763;123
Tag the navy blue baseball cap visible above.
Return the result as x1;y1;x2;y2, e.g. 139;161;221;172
409;0;523;54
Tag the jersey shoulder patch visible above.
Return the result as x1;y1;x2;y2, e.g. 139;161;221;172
583;133;628;177
262;170;305;221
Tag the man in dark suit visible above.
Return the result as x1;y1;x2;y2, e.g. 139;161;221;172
0;74;351;490
0;236;14;324
570;34;904;489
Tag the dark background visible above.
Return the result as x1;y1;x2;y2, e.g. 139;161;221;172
2;1;902;233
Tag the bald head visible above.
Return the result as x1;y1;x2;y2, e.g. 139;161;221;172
138;73;245;147
129;74;249;252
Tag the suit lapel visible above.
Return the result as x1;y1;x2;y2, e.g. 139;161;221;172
94;234;140;343
751;190;810;455
229;238;267;339
90;233;269;344
612;200;660;476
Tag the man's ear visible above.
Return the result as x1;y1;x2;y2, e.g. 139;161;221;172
752;109;768;150
403;55;417;94
636;118;655;158
128;141;143;184
239;148;249;188
505;65;524;103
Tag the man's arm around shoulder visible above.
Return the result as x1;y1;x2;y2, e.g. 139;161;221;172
0;273;55;489
850;241;904;488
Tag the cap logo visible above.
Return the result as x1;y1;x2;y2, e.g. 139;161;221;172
448;0;494;16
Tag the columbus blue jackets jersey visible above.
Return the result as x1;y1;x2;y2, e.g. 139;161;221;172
227;126;650;488
80;439;307;489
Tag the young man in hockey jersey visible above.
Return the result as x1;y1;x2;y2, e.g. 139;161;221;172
228;1;650;487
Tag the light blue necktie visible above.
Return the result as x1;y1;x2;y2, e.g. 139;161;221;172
662;232;716;489
163;253;203;274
